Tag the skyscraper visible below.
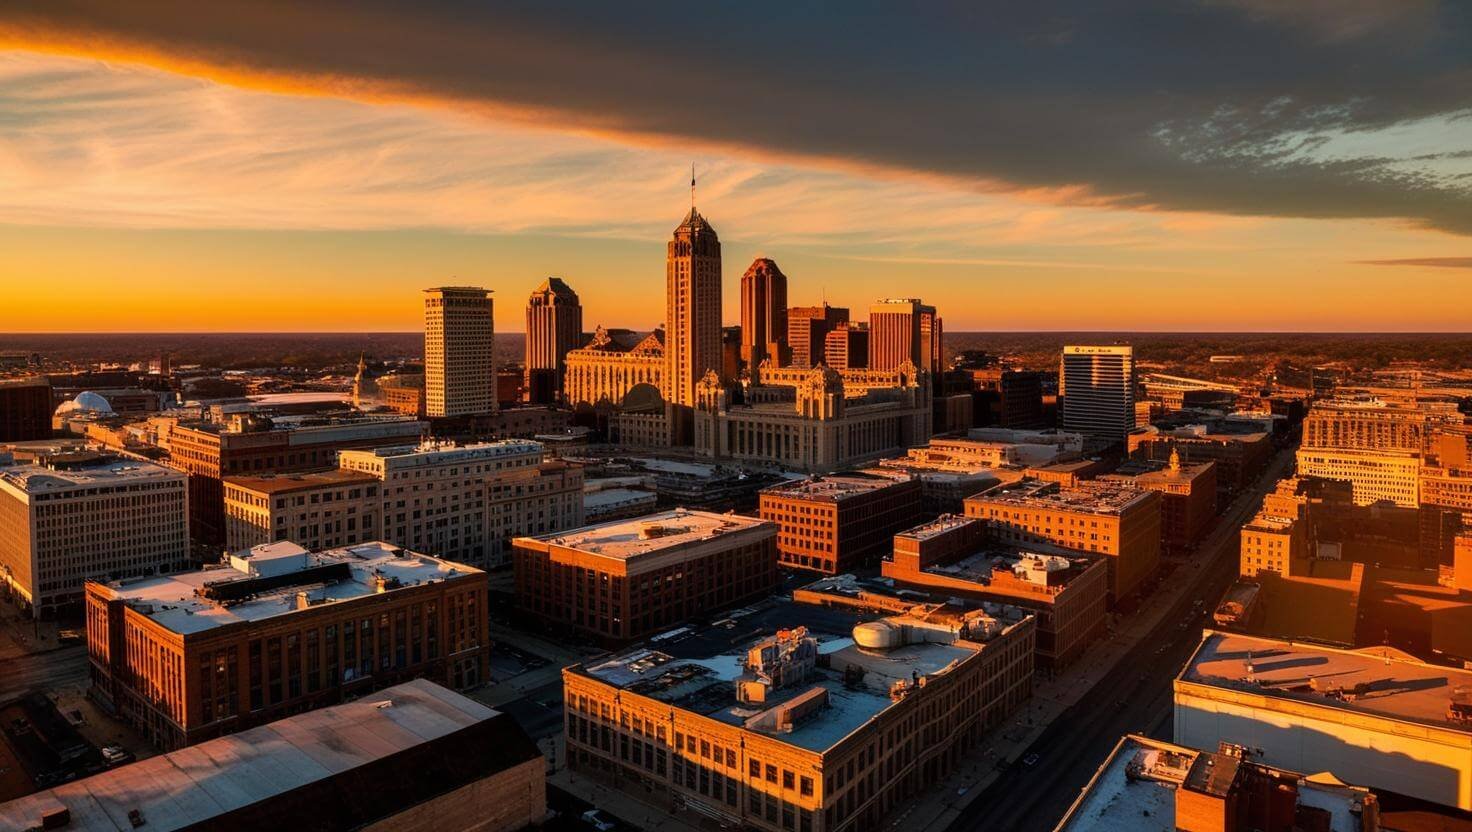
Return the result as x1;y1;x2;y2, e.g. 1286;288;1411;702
868;298;941;374
823;321;868;370
787;304;848;368
424;286;496;417
524;277;583;404
739;257;788;369
665;208;722;407
1060;345;1135;443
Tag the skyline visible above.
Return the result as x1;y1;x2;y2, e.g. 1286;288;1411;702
2;4;1471;332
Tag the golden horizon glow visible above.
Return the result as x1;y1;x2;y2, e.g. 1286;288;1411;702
1;46;1470;333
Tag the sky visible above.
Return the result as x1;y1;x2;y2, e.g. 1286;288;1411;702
1;2;1470;333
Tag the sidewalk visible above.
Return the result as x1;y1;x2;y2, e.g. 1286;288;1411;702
886;449;1294;831
477;622;592;708
550;756;705;832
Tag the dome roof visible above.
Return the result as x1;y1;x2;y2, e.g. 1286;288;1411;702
56;391;114;416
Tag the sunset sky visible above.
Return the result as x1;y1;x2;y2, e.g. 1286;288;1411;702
2;2;1470;333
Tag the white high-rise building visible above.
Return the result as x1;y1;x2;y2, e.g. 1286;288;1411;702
1060;345;1136;443
424;286;495;417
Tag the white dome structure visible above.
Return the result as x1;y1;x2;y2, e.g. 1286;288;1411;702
55;391;114;416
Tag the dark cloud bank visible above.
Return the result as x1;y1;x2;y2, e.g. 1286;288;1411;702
4;0;1470;237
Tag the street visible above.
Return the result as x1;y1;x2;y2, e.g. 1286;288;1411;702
0;646;88;707
947;448;1294;832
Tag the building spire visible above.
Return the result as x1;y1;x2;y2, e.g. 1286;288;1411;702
691;163;696;212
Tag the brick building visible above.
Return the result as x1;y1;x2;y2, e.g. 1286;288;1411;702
159;415;425;544
964;478;1161;604
86;540;488;750
1129;423;1271;495
513;509;777;644
882;515;1109;666
759;473;923;574
1100;452;1218;552
563;600;1033;832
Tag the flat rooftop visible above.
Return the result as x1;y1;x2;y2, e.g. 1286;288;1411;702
1058;735;1370;832
895;514;980;542
0;457;181;496
761;472;906;502
1180;630;1472;734
570;598;1029;753
171;415;423;436
342;438;542;463
920;547;1097;591
225;468;379;495
0;680;529;832
94;541;481;636
527;509;772;561
583;488;657;510
967;478;1152;515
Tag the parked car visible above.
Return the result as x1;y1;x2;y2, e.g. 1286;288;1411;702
581;809;617;831
100;744;133;766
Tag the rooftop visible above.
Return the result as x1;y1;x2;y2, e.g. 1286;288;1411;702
895;514;980;542
569;598;1029;753
1057;735;1372;832
94;541;481;636
340;438;542;465
583;487;657;510
1180;630;1472;734
0;457;182;496
0;680;536;832
225;468;379;495
761;472;906;502
967;478;1153;515
526;509;772;561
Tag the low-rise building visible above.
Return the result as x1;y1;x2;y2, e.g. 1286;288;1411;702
0;679;545;832
965;478;1160;605
563;599;1034;832
1129;423;1272;495
1175;630;1472;812
882;515;1109;667
86;540;489;749
513;509;777;644
759;473;923;574
1057;734;1381;832
224;439;581;569
583;485;658;522
1295;447;1421;507
0;454;188;618
223;468;382;553
158;414;426;544
1101;452;1217;551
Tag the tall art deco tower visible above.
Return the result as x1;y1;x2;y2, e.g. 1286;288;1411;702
664;205;722;407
